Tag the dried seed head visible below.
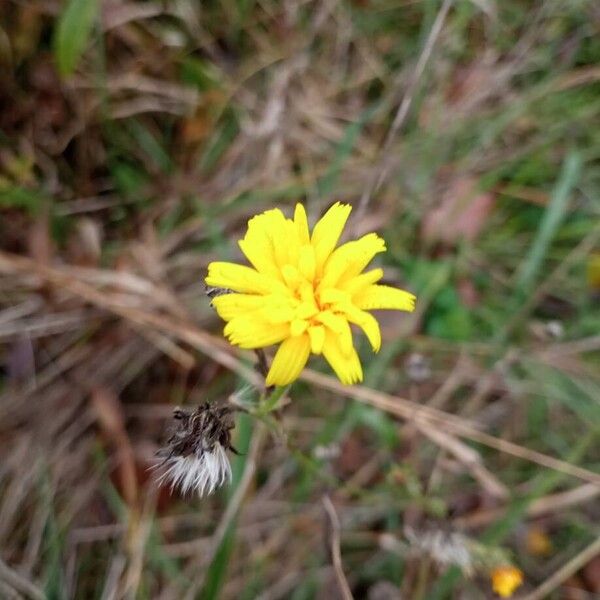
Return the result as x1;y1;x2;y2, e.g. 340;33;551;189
404;527;473;574
544;320;564;339
154;403;237;497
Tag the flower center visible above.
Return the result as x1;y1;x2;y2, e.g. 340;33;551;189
279;267;351;337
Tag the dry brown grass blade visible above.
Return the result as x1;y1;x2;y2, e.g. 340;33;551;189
356;0;453;218
521;535;600;600
1;250;598;488
0;251;261;387
131;324;195;370
122;492;156;599
417;426;509;500
90;386;139;509
0;557;44;600
453;483;600;528
299;370;600;488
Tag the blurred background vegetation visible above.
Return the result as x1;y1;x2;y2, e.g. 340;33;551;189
0;0;599;598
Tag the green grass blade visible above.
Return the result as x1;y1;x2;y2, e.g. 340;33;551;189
53;0;99;77
514;151;582;296
200;411;254;600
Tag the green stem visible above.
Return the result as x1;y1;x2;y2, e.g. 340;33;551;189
258;385;289;416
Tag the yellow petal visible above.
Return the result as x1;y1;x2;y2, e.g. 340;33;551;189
211;293;264;321
308;325;325;354
342;305;381;352
238;239;279;280
311;202;352;270
337;233;386;282
296;301;319;320
266;334;311;386
239;209;286;278
319;288;350;305
257;295;300;323
338;319;353;356
206;262;288;295
245;208;296;270
294;204;310;244
319;233;385;290
281;264;303;289
339;268;384;295
273;218;300;269
315;310;353;355
290;319;309;336
284;218;301;266
299;281;317;307
263;306;296;324
224;318;289;349
354;284;416;312
298;244;316;282
322;330;363;385
248;208;286;230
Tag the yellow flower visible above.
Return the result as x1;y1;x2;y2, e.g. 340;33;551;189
525;526;553;556
205;203;415;386
491;566;524;598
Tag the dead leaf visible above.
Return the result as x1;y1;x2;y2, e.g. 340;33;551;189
335;430;372;478
563;575;588;600
583;554;600;593
422;176;495;245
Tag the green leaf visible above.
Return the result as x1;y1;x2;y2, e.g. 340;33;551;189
514;151;582;296
53;0;99;77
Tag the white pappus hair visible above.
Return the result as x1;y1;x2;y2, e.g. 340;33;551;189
154;403;237;497
157;444;232;496
405;527;474;574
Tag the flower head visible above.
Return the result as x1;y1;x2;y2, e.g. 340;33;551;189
155;404;235;496
206;203;415;386
404;527;473;574
525;526;553;556
491;566;524;598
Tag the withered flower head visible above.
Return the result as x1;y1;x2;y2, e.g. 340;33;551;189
404;527;473;574
155;403;237;497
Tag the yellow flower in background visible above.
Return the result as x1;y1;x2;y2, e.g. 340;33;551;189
525;526;553;557
587;252;600;290
491;566;524;598
205;203;415;386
